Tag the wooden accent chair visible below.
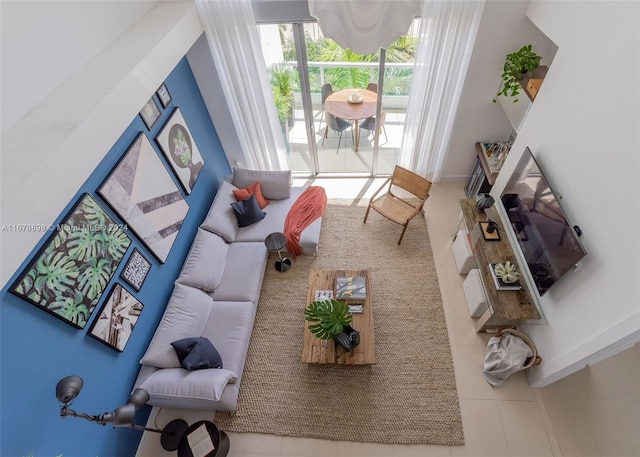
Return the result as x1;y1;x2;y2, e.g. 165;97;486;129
363;165;433;244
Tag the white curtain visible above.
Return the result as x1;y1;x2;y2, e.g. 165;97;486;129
194;0;288;171
309;0;421;55
398;0;484;181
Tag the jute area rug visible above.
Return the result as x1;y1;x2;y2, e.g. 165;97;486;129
215;200;464;445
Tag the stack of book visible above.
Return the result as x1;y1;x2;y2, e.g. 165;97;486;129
489;263;522;291
336;276;367;299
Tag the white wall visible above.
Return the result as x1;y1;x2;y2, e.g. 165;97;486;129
0;0;158;134
443;0;559;182
488;0;640;386
0;1;203;287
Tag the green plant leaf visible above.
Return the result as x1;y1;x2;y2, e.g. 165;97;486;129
304;299;352;339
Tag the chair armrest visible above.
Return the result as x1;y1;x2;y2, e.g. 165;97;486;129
369;176;392;201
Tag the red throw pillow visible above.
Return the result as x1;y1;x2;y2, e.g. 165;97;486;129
232;181;269;209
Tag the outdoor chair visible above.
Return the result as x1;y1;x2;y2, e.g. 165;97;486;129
366;82;378;93
363;165;433;244
318;83;333;131
359;110;388;146
322;112;353;153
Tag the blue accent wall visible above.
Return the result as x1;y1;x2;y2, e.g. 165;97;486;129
0;56;231;457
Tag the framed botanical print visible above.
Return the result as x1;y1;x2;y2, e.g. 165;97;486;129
156;83;172;108
120;248;151;291
98;133;189;263
155;108;205;194
9;194;131;329
89;283;143;352
139;97;161;130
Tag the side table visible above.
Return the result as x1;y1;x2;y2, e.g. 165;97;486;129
177;420;230;457
264;232;291;272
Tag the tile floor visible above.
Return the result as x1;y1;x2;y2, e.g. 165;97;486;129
137;179;639;457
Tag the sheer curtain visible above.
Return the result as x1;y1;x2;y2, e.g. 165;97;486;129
194;0;288;171
399;0;484;181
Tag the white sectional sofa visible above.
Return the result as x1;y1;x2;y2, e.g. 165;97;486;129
133;168;323;410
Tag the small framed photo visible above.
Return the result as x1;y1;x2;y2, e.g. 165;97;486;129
156;83;172;108
120;248;151;291
89;284;144;352
140;97;161;130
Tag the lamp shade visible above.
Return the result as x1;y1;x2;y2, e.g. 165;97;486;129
102;403;136;427
56;375;83;403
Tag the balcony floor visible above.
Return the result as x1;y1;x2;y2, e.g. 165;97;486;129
286;108;405;175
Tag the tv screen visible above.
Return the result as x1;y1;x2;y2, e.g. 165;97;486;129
500;148;587;296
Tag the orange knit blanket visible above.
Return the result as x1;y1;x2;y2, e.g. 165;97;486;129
284;186;327;260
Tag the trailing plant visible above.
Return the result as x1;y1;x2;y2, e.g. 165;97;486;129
494;44;542;103
304;299;352;340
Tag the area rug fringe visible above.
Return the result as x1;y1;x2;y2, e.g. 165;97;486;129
215;200;464;445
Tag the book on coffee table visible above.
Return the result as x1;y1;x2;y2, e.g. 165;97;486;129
336;276;367;299
314;290;333;302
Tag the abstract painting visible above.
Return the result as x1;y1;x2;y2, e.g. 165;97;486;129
120;248;151;291
10;194;131;329
98;133;189;263
155;108;204;194
89;283;143;352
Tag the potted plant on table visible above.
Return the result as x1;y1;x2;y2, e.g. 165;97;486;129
304;299;359;351
493;44;542;103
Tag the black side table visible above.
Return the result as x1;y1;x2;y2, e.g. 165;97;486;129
264;232;291;272
177;420;230;457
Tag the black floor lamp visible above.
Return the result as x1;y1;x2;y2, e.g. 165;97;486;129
56;375;188;451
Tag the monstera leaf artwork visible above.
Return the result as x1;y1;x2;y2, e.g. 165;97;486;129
10;194;131;329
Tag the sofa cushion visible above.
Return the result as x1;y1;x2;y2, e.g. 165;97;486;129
171;337;223;370
233;181;269;209
140;284;213;368
200;179;238;242
176;229;228;292
211;242;267;303
232;167;291;200
230;194;266;227
138;367;238;404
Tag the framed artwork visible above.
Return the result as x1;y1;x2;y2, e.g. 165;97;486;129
120;248;151;291
89;283;143;352
10;194;131;329
156;83;172;108
139;97;161;130
155;108;204;194
98;133;189;263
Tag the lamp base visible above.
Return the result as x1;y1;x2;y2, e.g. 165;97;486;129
161;419;188;451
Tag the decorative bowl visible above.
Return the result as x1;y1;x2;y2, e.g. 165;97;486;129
347;94;364;104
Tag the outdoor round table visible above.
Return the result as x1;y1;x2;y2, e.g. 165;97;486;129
324;89;378;152
264;232;291;272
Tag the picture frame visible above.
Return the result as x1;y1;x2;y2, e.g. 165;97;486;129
98;132;189;263
155;108;205;194
120;248;151;291
89;283;143;352
9;194;131;329
139;97;161;130
156;83;172;108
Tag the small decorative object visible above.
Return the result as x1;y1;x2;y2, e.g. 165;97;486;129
475;193;495;213
89;284;143;352
155;108;205;194
9;194;131;329
304;299;359;351
494;44;542;103
120;248;151;291
494;261;519;283
156;83;172;108
139;97;161;130
480;220;500;241
347;91;363;104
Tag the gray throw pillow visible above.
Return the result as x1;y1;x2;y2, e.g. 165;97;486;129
230;194;266;227
171;337;223;370
232;167;291;200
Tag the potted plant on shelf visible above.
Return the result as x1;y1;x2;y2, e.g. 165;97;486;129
494;44;542;103
304;299;359;351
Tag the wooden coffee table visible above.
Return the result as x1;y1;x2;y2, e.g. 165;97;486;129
302;269;376;365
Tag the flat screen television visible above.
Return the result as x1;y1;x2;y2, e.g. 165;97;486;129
500;147;587;296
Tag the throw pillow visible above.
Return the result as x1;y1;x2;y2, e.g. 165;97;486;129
232;167;291;200
200;179;239;242
232;181;270;209
171;337;223;370
230;194;266;227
